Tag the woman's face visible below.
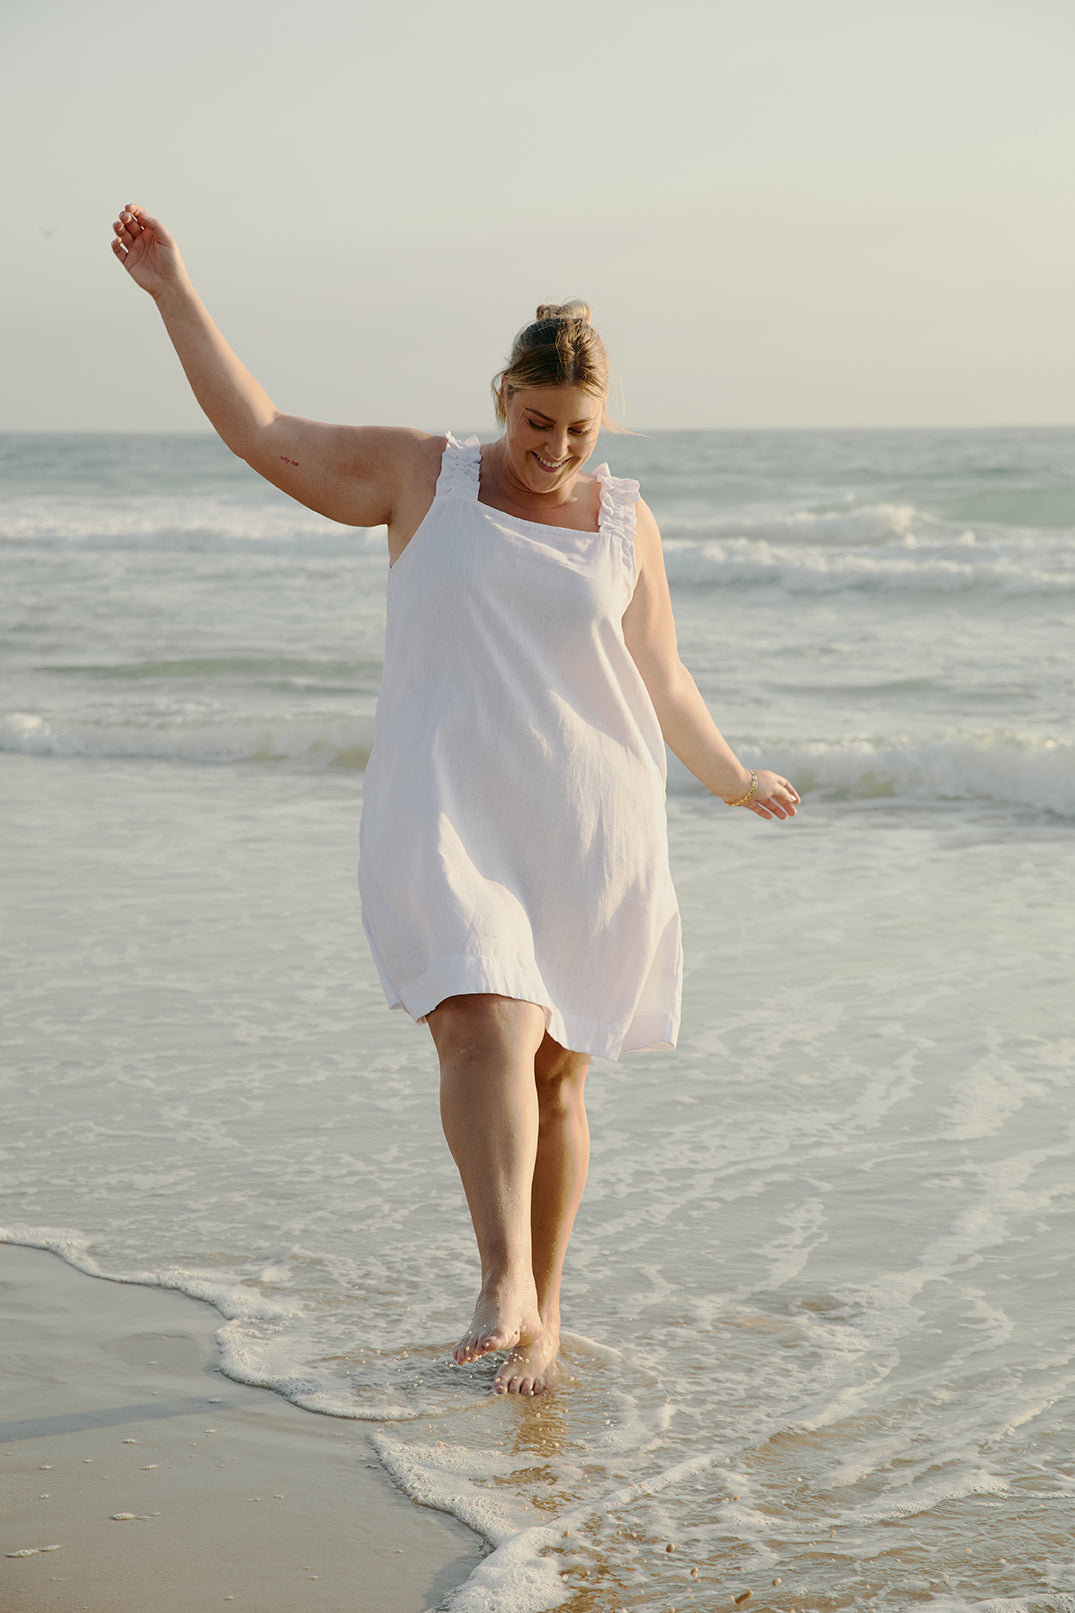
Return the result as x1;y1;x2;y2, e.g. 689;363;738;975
501;386;605;494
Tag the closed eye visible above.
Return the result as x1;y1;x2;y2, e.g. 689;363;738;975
526;419;595;437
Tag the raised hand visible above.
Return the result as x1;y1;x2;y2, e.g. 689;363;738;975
110;204;186;300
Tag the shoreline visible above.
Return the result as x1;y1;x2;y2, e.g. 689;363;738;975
1;1244;485;1613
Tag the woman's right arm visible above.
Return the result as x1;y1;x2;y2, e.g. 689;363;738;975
110;204;423;529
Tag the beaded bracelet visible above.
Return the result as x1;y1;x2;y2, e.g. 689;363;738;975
726;770;759;808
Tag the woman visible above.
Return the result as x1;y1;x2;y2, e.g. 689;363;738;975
111;204;799;1397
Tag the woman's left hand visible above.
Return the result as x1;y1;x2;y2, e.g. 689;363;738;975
738;770;800;821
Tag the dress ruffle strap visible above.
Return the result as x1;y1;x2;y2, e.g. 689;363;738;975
594;463;641;566
435;432;482;502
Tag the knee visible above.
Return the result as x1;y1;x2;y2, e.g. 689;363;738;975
535;1051;589;1116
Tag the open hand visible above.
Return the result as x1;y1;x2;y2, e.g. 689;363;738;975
738;770;800;821
110;204;185;299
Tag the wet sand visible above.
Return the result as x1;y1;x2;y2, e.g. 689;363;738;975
0;1245;484;1612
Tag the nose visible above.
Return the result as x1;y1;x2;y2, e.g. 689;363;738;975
546;429;569;461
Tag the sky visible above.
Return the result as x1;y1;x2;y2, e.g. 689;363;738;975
2;0;1073;431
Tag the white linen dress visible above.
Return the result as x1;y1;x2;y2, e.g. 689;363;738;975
358;433;682;1059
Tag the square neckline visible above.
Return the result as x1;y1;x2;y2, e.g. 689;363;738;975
475;443;605;538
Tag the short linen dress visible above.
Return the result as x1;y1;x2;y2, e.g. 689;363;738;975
358;433;682;1059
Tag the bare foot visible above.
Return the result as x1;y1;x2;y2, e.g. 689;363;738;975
453;1276;542;1366
494;1323;560;1396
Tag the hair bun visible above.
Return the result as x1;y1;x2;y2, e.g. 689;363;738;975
535;300;592;324
493;302;610;427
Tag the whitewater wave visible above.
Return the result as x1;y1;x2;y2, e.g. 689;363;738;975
677;730;1075;817
6;493;1072;593
0;710;373;771
0;1225;298;1329
0;494;384;558
660;530;1074;594
5;710;1072;817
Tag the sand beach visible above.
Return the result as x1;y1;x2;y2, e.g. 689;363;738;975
1;1246;483;1613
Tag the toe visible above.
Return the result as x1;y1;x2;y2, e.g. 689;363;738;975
494;1366;536;1395
481;1325;515;1354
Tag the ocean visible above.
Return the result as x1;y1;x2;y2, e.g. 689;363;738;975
2;427;1073;1611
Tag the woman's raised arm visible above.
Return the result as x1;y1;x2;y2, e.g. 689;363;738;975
110;204;424;529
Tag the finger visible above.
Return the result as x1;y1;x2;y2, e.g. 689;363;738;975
753;798;795;820
124;203;167;239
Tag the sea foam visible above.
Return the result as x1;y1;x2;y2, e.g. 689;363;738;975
6;713;1071;816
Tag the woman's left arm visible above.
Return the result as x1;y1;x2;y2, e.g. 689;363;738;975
622;500;799;821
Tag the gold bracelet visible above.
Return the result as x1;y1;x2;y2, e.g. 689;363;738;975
726;770;759;808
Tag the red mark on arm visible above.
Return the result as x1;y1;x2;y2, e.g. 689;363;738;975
280;456;300;466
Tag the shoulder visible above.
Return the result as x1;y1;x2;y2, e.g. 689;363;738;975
357;426;443;479
634;495;658;531
626;498;669;595
633;495;661;550
368;429;444;521
383;432;447;560
311;425;443;507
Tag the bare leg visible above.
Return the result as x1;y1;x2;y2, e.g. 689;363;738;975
428;997;591;1396
429;995;548;1368
494;1034;590;1396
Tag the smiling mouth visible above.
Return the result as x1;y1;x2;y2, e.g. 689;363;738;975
533;454;570;471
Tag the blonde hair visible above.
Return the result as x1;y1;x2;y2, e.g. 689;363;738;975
492;301;612;425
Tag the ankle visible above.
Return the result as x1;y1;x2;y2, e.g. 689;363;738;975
538;1303;561;1334
480;1264;535;1297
